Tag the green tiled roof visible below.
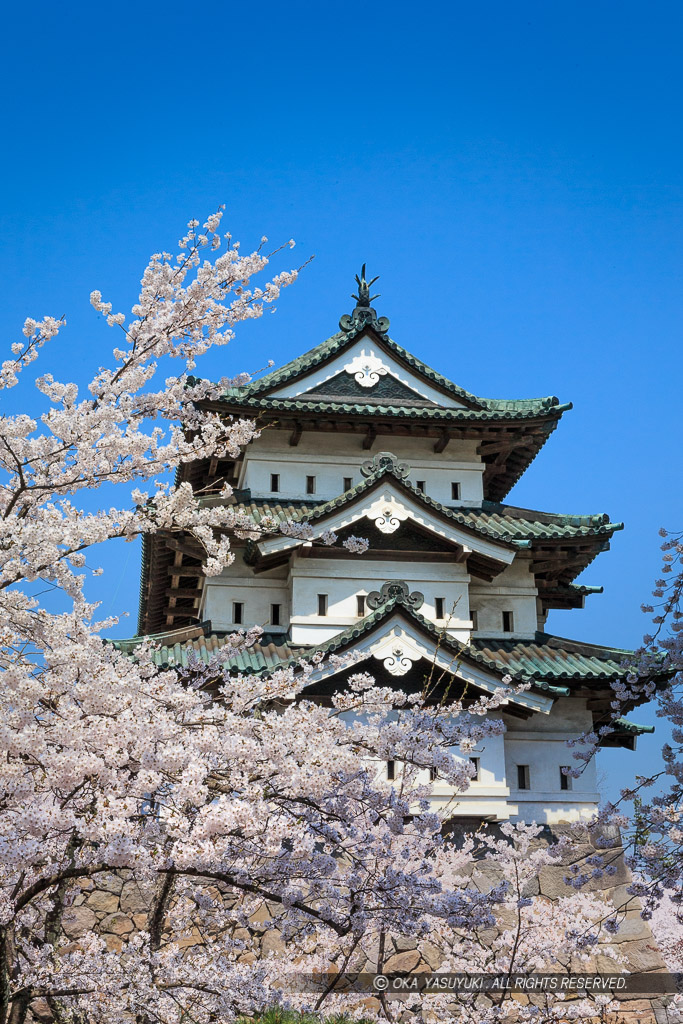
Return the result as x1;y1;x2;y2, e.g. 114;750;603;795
115;599;638;691
470;633;632;683
218;319;568;420
219;392;569;422
211;465;623;548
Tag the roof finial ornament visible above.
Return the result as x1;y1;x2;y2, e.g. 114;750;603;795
352;264;380;308
339;264;390;335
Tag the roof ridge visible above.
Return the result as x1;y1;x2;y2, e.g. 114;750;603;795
234;468;624;547
219;318;566;414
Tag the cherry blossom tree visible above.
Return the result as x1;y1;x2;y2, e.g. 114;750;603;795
583;531;683;933
0;212;624;1024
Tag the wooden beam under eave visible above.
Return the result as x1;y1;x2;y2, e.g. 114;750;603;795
434;430;450;454
166;564;205;576
289;421;303;447
164;537;205;559
167;551;184;626
165;586;203;599
362;425;377;451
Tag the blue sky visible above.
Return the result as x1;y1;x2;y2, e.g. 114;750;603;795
1;1;682;796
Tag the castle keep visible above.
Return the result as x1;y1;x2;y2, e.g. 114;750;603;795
131;270;654;825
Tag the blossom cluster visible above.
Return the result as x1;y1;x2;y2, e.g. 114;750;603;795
0;212;629;1024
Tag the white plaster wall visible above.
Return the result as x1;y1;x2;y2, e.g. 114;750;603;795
289;556;472;644
503;701;599;822
240;451;483;506
428;727;510;817
237;433;484;506
469;558;539;639
200;558;289;633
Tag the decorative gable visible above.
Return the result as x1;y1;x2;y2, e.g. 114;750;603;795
268;335;469;408
299;367;437;405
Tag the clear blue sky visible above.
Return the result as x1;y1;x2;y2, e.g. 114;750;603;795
2;1;682;796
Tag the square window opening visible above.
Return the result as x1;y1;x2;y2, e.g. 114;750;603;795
343;476;353;491
416;480;426;493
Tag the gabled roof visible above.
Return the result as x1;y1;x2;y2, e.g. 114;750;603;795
116;601;667;744
118;602;637;689
203;457;622;583
223;314;558;416
204;309;571;503
229;487;623;548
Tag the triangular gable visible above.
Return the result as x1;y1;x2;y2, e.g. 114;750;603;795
267;333;470;409
300;367;437;406
252;462;518;579
295;601;556;716
239;312;487;410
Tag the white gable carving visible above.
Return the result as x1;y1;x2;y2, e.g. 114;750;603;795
268;335;466;408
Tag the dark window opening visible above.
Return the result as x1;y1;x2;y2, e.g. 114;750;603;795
356;594;366;617
451;481;461;500
343;476;353;491
502;610;514;632
387;760;395;781
560;767;572;791
416;480;426;493
429;767;438;782
435;597;445;619
470;757;480;781
306;475;316;495
317;594;328;617
270;473;279;492
470;610;478;631
233;601;243;625
517;764;530;790
271;603;281;626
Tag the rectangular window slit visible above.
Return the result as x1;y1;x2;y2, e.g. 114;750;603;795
502;610;514;632
517;764;530;790
343;476;353;491
429;767;438;782
270;473;279;492
387;760;395;781
271;603;281;626
356;594;366;617
435;597;445;619
470;757;480;781
317;594;328;617
416;480;426;493
306;475;316;495
233;601;243;625
451;482;461;500
560;767;571;791
470;610;478;631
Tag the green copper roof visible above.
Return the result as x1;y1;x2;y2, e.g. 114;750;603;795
219;392;569;422
218;318;568;420
214;463;623;547
115;599;637;690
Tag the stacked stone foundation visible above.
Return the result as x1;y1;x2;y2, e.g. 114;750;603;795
27;826;676;1023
